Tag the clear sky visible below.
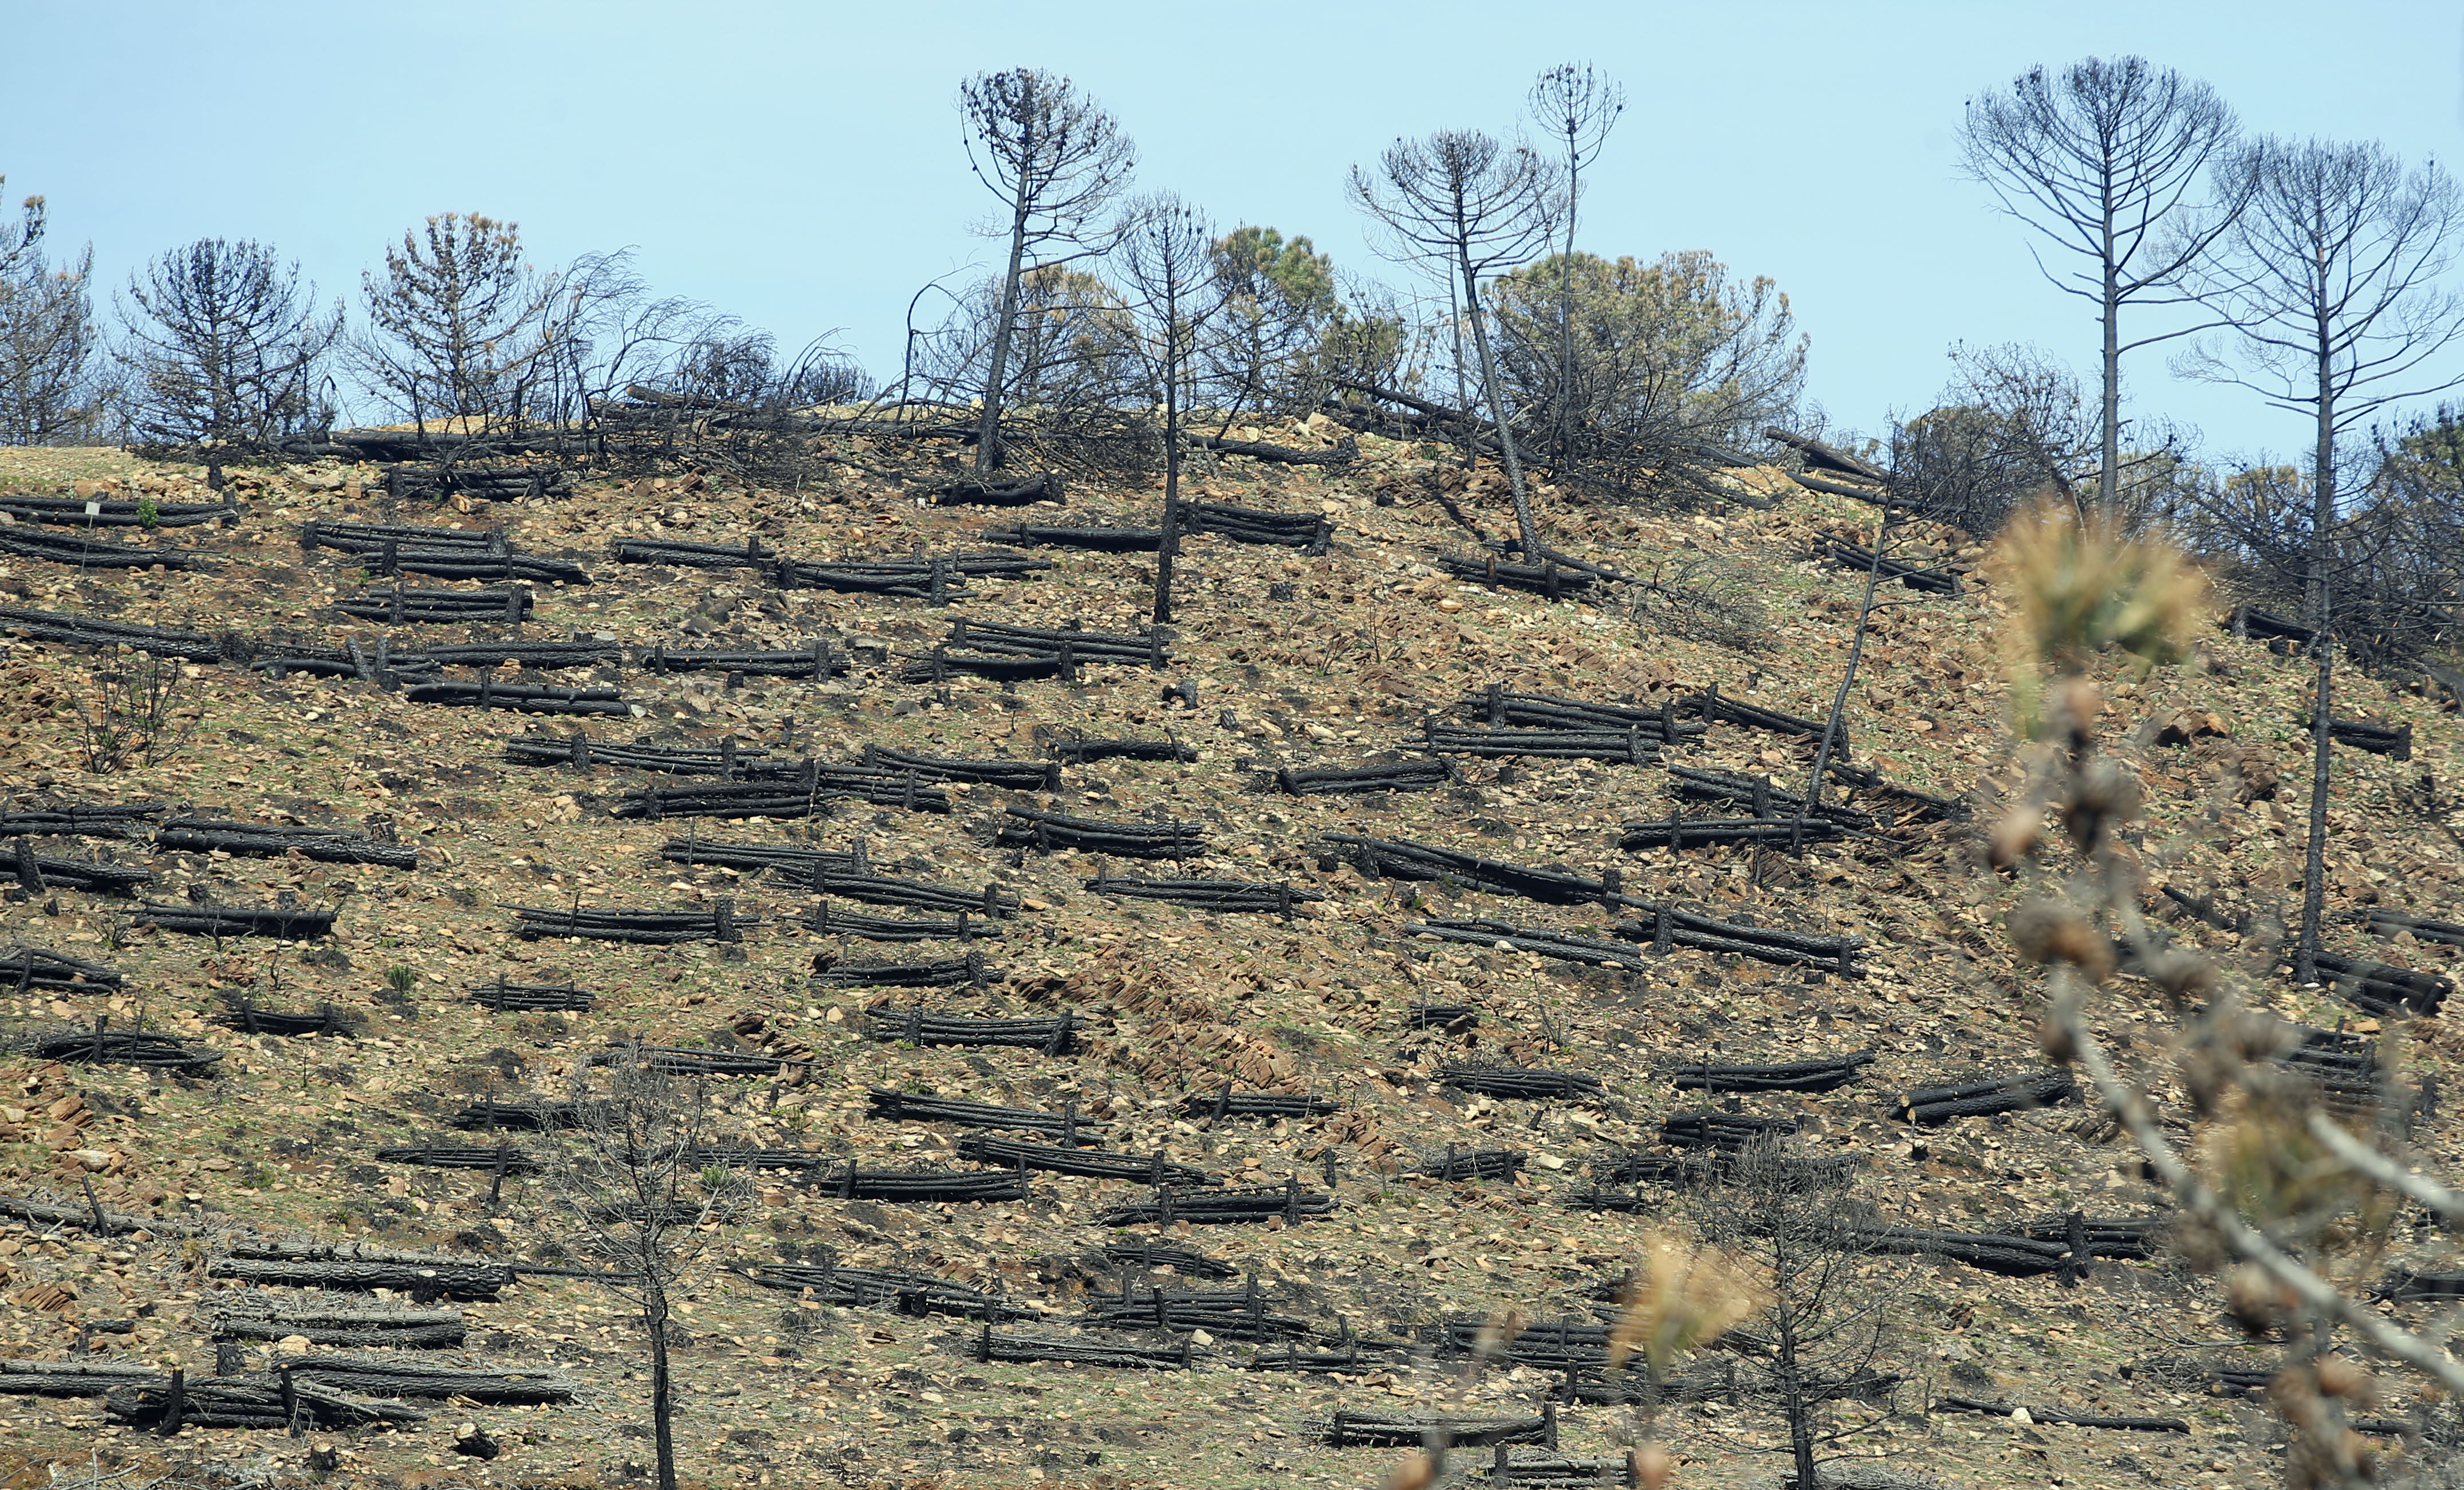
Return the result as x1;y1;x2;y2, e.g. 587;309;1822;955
6;1;2460;465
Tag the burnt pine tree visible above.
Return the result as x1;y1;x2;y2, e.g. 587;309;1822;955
1117;192;1225;625
957;68;1136;475
2180;136;2464;982
1962;56;2254;516
533;1053;746;1490
357;213;563;429
117;239;343;486
1349;131;1562;558
1702;1139;1899;1490
1526;62;1624;467
0;179;104;446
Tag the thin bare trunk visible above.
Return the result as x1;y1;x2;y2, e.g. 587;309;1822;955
974;195;1034;475
1458;250;1538;556
648;1292;676;1490
1796;513;1890;850
1155;312;1182;625
2099;206;2121;516
2298;339;2337;982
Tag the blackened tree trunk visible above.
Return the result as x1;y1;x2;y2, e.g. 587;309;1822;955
1457;242;1540;557
1776;1299;1818;1489
2298;341;2337;984
648;1290;676;1490
975;192;1034;475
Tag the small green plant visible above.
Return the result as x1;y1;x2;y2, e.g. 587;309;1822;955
135;494;159;529
385;965;416;993
700;1165;729;1190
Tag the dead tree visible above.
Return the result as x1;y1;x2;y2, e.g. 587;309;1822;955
0;178;104;446
1961;56;2253;514
1349;129;1562;556
2182;136;2464;980
957;68;1137;474
1525;62;1625;467
1117;192;1224;624
532;1058;749;1490
1701;1138;1902;1490
355;213;564;434
117;239;344;486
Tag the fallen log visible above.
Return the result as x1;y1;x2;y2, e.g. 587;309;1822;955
613;769;951;819
1619;815;1845;850
1084;870;1320;917
944;615;1171;667
207;1241;511;1299
1438;552;1601;599
3;496;234;528
1664;766;1873;829
507;901;752;944
1814;537;1962;595
378;462;573;502
403;679;629;715
1419;1146;1526;1182
32;1026;221;1074
1277;760;1452;796
1184;500;1335;552
156;817;416;869
299;519;499;553
210;1303;466;1350
982;522;1163;553
1324;1410;1552;1448
1095;1179;1335;1226
1660;1112;1802;1151
333;585;532;625
2314;716;2413;760
1891;1071;2077;1125
867;1008;1082;1054
251;639;439;683
0;528;196;568
971;1325;1200;1370
2311;951;2451;1017
811;950;1001;989
373;1145;541;1173
1763;427;1891;483
423;640;619;671
0;1360;165;1397
1664;1052;1875;1094
809;867;1021;918
633;640;848;679
0;1192;167;1235
2350;908;2464;948
611;534;776;570
508;733;779;776
997;806;1206;859
1081;1288;1313;1341
2223;604;2316;646
801;902;1002;942
1852;1226;2076;1277
274;1354;577;1404
105;1371;425;1431
1322;832;1621;906
2022;1213;2163;1261
1439;1066;1605;1102
1183;434;1358;469
6;843;152;895
1932;1395;2187;1432
1047;735;1197;765
466;978;596;1013
862;743;1059;789
211;997;356;1037
1406;1004;1478;1032
957;1135;1214;1186
609;1044;783;1078
1608;909;1868;975
1408;917;1648;972
0;946;123;992
2277;1028;2384;1114
658;834;865;880
1421;721;1663;764
0;605;228;661
0;802;164;840
737;1260;1038;1319
820;1163;1032;1204
865;1089;1107;1143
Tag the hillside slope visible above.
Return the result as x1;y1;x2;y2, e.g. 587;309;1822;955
0;431;2457;1490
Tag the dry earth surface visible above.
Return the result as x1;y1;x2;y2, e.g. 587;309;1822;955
0;427;2455;1490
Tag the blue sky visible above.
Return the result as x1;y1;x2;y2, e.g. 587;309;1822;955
7;1;2460;464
